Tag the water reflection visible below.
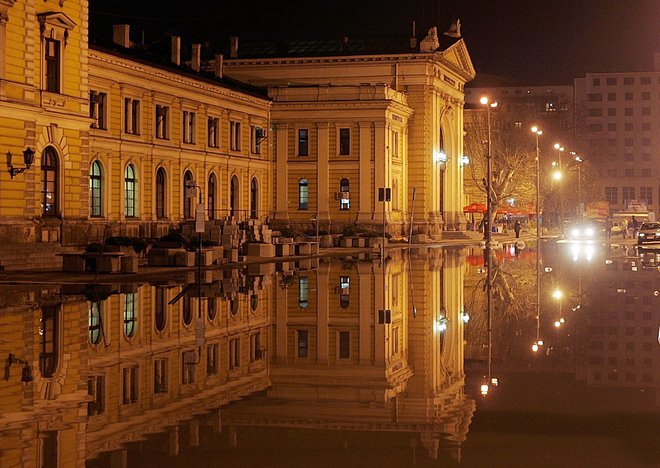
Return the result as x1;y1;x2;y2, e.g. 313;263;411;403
0;243;658;466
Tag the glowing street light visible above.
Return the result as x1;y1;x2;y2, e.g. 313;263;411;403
554;143;565;229
481;97;498;244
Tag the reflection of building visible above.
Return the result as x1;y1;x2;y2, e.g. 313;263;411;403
583;255;659;391
0;267;273;466
221;251;474;463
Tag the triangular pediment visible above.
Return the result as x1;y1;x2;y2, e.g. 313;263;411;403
438;39;476;82
37;11;77;31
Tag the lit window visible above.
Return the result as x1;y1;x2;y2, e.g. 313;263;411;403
339;178;350;210
90;161;103;217
298;178;309;210
298;276;308;308
123;293;137;338
124;164;137;217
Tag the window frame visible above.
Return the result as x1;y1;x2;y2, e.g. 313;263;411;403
155;104;170;140
90;160;103;217
298;178;309;210
339;128;351;156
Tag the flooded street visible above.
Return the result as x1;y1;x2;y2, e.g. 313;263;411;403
1;241;658;467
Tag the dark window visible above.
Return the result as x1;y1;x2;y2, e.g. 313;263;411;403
123;293;137;338
156;168;166;219
230;121;241;151
154;288;166;332
183;111;196;144
183;171;194;219
39;306;59;378
208;173;217;220
182;294;192;326
154;359;167;393
250;177;258;219
297;330;308;358
339;331;350;359
44;38;60;92
89;91;107;129
123;98;140;134
339;128;350;155
229;338;240;369
156;105;169;139
298;129;309;156
87;375;105;415
207;117;218;147
181;351;196;384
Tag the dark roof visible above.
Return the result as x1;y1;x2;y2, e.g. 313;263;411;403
89;38;270;100
219;34;462;59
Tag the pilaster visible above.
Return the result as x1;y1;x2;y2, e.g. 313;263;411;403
316;263;330;364
317;123;330;221
274;124;288;220
357;121;372;223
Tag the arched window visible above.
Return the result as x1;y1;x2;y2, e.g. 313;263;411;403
250;294;259;312
250;177;258;219
39;306;59;378
41;147;59;216
154;288;166;332
156;168;166;219
124;164;137;217
90;161;103;217
182;294;192;326
89;301;103;344
208;298;217;321
298;276;308;308
208;173;217;220
229;299;239;316
123;293;137;338
298;178;309;210
183;170;194;219
230;175;239;218
339;178;350;210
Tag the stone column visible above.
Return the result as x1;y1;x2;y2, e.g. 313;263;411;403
357;121;372;223
274;124;289;220
373;122;387;222
317;123;330;222
275;284;288;364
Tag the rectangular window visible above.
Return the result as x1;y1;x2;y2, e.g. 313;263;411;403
183;111;196;144
297;330;308;358
606;77;617;86
298;129;309;156
124;98;140;134
338;331;350;359
155;104;169;139
154;359;168;394
248;126;264;154
641;169;651;177
624;92;633;100
622;186;635;201
625;138;633;146
641;77;651;84
640;187;653;204
122;366;138;404
641;92;651;100
339;128;350;155
605;187;618;205
230;121;241;151
592;78;600;86
624;153;634;162
587;108;603;117
44;38;60;92
607;123;616;132
249;333;262;362
625;108;633;116
181;350;196;384
625;122;633;131
642;153;651;161
623;77;634;85
207;343;218;375
392;131;399;158
89;91;107;129
641;107;651;116
642;123;650;131
607;108;616;116
87;375;105;415
229;338;240;369
607;93;616;101
207;117;219;147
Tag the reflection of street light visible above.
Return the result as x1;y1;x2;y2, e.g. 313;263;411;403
553;288;564;328
554;143;565;229
480;97;497;243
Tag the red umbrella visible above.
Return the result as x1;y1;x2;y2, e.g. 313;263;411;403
463;203;487;213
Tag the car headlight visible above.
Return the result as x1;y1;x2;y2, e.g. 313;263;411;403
571;228;580;237
585;228;594;237
639;233;645;237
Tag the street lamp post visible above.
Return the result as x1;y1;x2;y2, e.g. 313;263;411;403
554;143;565;230
480;97;497;244
572;153;584;221
531;126;543;354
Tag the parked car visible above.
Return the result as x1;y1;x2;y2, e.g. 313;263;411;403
637;222;660;245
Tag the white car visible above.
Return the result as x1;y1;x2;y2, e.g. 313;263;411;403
637;222;660;245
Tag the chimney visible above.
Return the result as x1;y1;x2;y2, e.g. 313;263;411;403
230;36;238;58
191;43;201;72
214;54;224;78
112;24;130;48
171;35;181;66
409;20;417;49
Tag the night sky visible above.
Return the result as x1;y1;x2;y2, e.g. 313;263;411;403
89;0;660;85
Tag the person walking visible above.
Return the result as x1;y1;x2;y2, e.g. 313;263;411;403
514;220;521;239
632;216;639;238
622;217;629;239
605;217;613;239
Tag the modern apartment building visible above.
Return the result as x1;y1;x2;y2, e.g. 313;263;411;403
574;54;660;217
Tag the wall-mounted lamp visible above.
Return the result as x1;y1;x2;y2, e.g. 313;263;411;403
7;147;35;178
5;353;33;383
460;155;470;166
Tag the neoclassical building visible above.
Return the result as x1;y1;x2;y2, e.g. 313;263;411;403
0;0;271;269
221;26;476;236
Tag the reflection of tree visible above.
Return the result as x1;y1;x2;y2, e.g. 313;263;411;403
464;247;538;366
